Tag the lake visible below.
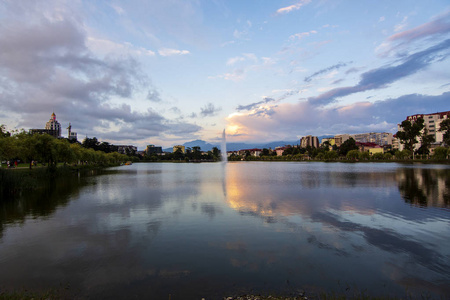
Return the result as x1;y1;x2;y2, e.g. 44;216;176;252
0;162;449;299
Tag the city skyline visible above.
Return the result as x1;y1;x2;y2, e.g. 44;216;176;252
0;0;449;149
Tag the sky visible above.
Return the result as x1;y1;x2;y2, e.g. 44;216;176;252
0;0;449;149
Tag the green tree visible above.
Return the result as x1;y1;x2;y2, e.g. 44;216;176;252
212;147;220;160
325;150;338;161
371;152;384;160
339;138;358;156
383;153;393;160
0;133;17;165
396;118;424;158
347;149;360;160
16;131;39;169
359;151;370;160
417;128;435;156
432;147;448;160
438;118;450;146
260;148;271;157
173;148;184;160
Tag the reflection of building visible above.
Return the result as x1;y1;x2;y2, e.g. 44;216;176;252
300;135;319;148
146;145;163;155
173;145;186;154
396;168;449;207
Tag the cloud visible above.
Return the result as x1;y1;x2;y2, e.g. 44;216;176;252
227;91;450;142
289;30;317;40
208;69;245;81
200;103;222;117
304;62;350;83
236;90;300;112
308;39;450;106
394;16;408;32
376;10;450;57
227;53;257;65
390;11;450;42
147;89;162;102
236;97;276;111
0;2;201;145
158;48;190;56
276;0;311;15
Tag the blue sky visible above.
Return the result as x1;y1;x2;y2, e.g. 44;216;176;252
0;0;449;149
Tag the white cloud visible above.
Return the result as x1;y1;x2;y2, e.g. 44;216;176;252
87;37;156;57
289;30;317;40
394;16;408;32
158;48;190;56
276;0;311;15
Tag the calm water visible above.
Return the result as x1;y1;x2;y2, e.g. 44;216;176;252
0;162;449;299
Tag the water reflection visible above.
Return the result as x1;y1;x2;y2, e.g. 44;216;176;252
396;167;450;207
0;163;449;299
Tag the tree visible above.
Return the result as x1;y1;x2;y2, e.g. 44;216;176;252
16;131;39;169
346;149;360;160
325;150;338;161
260;148;271;157
432;147;448;160
359;151;370;160
82;137;100;150
417;128;435;156
339;138;358;156
0;125;11;138
396;118;424;158
439;118;450;146
212;147;220;160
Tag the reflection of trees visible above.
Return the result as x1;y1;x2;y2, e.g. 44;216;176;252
397;168;450;207
0;169;119;237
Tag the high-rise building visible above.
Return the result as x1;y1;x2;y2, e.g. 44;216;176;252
45;112;61;137
396;111;450;151
351;132;393;146
300;135;319;148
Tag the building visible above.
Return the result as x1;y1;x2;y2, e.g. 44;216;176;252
67;123;77;141
30;112;62;138
237;148;262;157
275;146;287;156
45;112;61;137
300;135;319;148
117;145;137;155
173;145;186;154
146;145;163;155
397;111;450;151
334;134;350;147
29;128;59;137
320;138;336;149
356;142;384;155
351;132;392;146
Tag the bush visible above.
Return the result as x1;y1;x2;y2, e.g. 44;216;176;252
432;147;448;160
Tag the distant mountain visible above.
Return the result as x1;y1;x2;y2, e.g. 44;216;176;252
163;136;333;152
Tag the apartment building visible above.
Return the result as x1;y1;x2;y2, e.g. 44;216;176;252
300;135;319;148
397;110;450;151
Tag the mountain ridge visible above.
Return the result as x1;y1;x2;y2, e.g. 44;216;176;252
163;136;332;152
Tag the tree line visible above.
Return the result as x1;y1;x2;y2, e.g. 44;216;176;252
0;126;130;169
143;146;221;162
